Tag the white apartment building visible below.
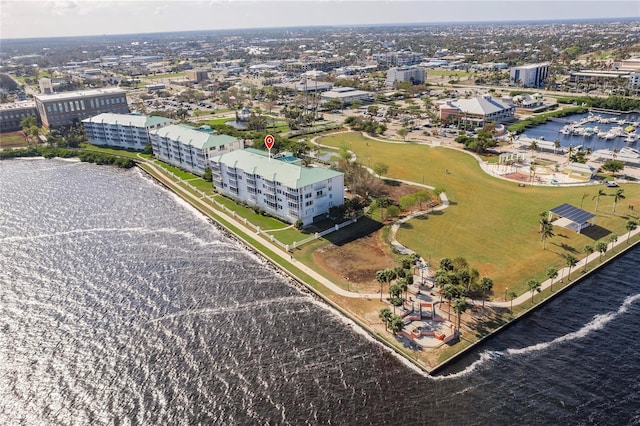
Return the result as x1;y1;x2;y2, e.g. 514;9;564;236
149;124;242;176
509;63;549;88
373;51;423;67
628;72;640;94
386;66;426;87
210;149;344;226
82;113;172;150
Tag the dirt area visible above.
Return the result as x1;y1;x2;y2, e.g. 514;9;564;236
313;230;395;291
313;181;438;291
0;131;29;149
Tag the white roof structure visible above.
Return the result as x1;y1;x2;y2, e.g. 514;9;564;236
450;95;512;116
82;113;171;128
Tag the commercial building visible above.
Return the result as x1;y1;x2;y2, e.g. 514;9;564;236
509;63;549;88
628;72;640;94
320;87;374;106
150;124;242;176
210;149;344;226
185;69;209;82
0;101;38;133
82;113;172;150
34;88;129;129
438;94;515;128
385;66;425;86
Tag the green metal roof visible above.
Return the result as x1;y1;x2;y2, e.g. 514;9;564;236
212;149;343;189
82;113;172;128
149;124;238;150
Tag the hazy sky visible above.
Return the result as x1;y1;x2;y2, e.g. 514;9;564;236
1;0;639;39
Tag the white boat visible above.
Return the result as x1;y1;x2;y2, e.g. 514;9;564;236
620;147;640;156
598;131;608;138
610;126;625;137
604;132;617;140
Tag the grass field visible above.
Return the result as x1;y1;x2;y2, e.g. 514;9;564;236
0;132;29;149
318;132;640;296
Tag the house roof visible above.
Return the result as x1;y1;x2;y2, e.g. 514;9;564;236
149;124;238;150
212;149;343;189
35;88;125;102
82;113;172;128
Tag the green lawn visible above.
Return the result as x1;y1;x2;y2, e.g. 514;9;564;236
319;132;640;296
81;144;147;159
145;72;186;80
0;133;28;149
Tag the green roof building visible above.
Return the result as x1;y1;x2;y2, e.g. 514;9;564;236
149;124;242;176
82;113;172;150
211;149;344;226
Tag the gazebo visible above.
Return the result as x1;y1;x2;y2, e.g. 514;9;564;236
548;203;595;233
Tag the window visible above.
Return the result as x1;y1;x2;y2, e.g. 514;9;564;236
305;200;313;207
305;193;312;199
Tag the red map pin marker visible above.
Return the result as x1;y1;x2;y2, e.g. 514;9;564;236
265;134;275;150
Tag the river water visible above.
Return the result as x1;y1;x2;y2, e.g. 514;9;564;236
1;159;639;425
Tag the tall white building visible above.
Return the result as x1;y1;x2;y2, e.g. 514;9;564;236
210;149;344;226
373;51;423;67
386;66;426;87
149;124;242;176
509;63;549;88
82;113;172;150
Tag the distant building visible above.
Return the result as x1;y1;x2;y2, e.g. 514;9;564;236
386;66;425;87
438;94;515;127
320;87;373;105
509;63;549;88
39;78;54;94
628;72;640;94
569;70;630;84
273;79;332;93
210;149;344;226
616;57;640;72
82;113;172;150
149;124;242;176
34;88;129;129
0;101;38;133
373;51;423;67
185;69;208;82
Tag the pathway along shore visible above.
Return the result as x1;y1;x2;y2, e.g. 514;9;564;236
135;155;640;374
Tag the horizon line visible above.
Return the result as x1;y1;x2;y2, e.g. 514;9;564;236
2;16;638;43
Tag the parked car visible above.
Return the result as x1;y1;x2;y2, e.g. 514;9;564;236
606;181;619;187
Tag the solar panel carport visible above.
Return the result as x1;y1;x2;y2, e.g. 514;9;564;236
548;203;596;233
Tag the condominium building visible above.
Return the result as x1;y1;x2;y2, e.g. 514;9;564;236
0;101;38;133
210;149;344;226
386;66;426;87
149;124;242;176
34;88;129;129
627;72;640;94
373;51;423;67
82;113;172;150
509;63;549;88
438;94;515;127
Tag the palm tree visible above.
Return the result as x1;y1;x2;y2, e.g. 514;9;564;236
389;314;405;335
378;308;392;331
452;298;470;331
546;267;558;292
626;220;638;244
527;279;541;303
583;245;594;272
442;284;460;321
508;290;518;314
479;277;493;309
553;139;561;154
611;189;625;213
565;254;578;281
609;235;618;253
529;164;537;185
540;222;555;250
593;189;606;212
596;241;608;262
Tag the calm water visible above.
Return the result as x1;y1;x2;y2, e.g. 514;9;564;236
1;159;639;425
523;111;640;152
